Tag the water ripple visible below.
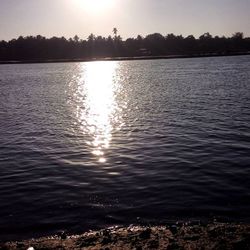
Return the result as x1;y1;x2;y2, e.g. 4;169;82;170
0;56;250;240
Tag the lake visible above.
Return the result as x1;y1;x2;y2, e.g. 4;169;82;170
0;55;250;241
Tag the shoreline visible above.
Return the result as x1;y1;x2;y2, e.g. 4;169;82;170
1;222;250;249
0;52;250;65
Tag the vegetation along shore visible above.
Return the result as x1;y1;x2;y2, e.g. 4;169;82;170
1;31;250;64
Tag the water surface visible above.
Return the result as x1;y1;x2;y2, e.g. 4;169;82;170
0;56;250;240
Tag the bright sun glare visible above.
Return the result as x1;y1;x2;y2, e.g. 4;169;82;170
75;0;115;14
75;61;122;163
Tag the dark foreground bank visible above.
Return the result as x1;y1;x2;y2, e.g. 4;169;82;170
1;222;250;250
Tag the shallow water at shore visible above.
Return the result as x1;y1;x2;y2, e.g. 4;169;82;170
0;55;250;240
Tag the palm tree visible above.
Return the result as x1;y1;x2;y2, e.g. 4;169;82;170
113;27;118;38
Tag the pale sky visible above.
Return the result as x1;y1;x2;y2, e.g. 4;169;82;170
0;0;250;41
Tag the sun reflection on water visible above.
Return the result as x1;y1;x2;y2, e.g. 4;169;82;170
75;61;122;163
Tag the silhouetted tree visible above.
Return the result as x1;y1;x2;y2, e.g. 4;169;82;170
113;28;118;38
232;32;244;40
0;32;249;61
73;35;80;43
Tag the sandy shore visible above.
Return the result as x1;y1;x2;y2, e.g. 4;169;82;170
1;222;250;249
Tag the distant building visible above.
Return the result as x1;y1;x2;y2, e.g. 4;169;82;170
138;48;151;56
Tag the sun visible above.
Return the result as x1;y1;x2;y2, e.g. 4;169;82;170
75;0;115;14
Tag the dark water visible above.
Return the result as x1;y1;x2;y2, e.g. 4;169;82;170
0;56;250;240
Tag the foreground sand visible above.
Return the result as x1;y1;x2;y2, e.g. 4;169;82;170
1;222;250;250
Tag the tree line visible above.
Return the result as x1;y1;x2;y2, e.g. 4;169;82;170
0;31;250;61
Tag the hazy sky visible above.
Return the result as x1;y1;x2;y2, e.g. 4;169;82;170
0;0;250;41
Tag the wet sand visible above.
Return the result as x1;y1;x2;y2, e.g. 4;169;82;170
1;222;250;249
